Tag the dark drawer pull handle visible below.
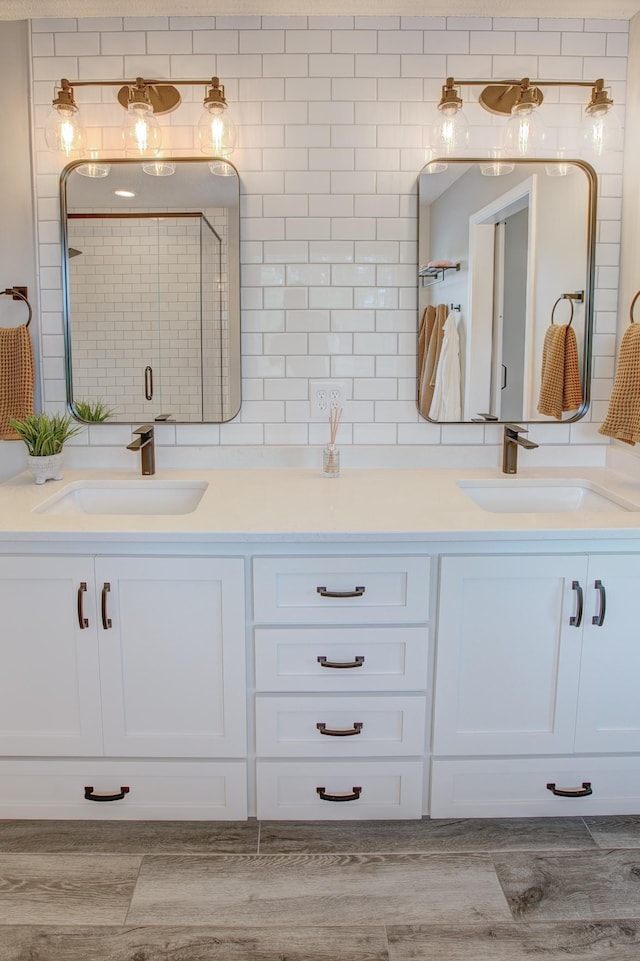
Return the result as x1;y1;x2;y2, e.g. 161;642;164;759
317;655;365;670
570;580;583;627
316;786;362;802
84;785;130;802
317;722;363;737
592;579;606;626
77;582;89;629
546;781;592;798
101;582;112;630
317;586;365;598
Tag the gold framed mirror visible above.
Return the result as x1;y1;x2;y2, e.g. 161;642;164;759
417;158;596;424
61;158;240;425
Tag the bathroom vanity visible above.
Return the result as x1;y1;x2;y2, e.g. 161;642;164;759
1;465;640;821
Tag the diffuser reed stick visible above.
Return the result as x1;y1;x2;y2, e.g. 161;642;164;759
323;406;342;477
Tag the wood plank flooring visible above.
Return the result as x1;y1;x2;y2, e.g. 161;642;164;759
0;816;638;961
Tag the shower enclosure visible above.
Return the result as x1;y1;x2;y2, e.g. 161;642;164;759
67;210;228;423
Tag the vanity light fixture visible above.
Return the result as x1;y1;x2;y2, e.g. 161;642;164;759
46;76;236;168
436;76;617;159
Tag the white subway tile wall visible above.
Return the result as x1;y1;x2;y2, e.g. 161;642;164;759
31;16;626;459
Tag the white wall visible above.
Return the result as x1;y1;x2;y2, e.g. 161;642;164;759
23;16;631;467
0;21;37;481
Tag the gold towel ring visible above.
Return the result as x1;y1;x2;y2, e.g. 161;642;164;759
2;287;32;328
629;289;640;324
551;295;574;327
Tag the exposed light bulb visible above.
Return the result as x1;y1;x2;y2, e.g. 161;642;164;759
199;104;237;157
582;108;621;159
45;90;83;157
76;152;110;179
504;103;546;157
198;78;237;159
122;98;161;158
142;161;176;177
430;106;469;157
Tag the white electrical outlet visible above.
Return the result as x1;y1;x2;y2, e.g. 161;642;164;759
309;381;347;419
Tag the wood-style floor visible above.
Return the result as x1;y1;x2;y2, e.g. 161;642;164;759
0;816;638;960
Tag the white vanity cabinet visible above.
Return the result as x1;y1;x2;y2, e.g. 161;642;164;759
430;552;640;817
0;553;247;819
253;555;430;819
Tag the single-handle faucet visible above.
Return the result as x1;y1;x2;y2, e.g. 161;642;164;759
502;424;539;475
127;425;155;475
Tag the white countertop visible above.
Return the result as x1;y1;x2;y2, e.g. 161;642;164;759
2;464;640;543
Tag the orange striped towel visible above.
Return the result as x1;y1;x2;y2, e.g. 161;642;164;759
0;324;35;440
537;324;583;420
599;323;640;444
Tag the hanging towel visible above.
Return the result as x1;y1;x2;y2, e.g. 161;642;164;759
0;324;35;441
419;304;447;418
599;323;640;444
429;310;462;421
418;304;435;388
537;323;583;420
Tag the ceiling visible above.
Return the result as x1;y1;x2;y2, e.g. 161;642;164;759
0;0;638;20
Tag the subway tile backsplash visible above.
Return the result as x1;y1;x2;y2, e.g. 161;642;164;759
31;16;626;464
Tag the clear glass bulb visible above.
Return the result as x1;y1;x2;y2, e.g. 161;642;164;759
582;108;621;159
45;104;83;157
122;101;161;158
198;103;237;157
503;104;546;158
430;106;469;157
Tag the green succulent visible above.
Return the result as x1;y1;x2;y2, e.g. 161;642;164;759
74;399;115;423
9;412;83;456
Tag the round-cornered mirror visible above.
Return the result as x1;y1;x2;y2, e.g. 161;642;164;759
417;158;596;424
61;158;240;425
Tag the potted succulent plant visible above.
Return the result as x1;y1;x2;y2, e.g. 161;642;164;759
9;412;83;484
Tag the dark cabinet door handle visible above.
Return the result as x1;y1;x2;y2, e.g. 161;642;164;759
592;579;606;626
546;781;592;798
316;722;363;737
77;582;89;629
84;785;130;802
570;580;583;627
101;582;112;629
144;365;153;401
317;586;365;598
316;786;362;802
317;655;365;670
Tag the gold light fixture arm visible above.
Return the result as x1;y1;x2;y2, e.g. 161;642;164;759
57;76;231;116
443;76;612;118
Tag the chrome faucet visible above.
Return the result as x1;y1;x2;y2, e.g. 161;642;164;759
127;425;155;475
502;424;539;475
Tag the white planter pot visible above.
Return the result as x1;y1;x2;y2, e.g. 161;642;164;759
27;452;64;485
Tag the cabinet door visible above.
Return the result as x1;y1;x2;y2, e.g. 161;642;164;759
0;556;102;755
433;554;588;755
95;557;246;757
575;554;640;753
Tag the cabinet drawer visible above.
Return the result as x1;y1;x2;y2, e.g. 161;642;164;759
256;695;426;757
253;556;430;625
430;756;640;818
255;626;428;692
257;760;424;819
0;760;247;820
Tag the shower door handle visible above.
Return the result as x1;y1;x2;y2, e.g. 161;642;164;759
144;366;153;401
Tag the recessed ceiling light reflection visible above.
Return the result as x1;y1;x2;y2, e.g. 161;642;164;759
114;189;136;197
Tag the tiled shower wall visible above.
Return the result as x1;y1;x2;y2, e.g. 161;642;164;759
68;210;229;422
30;15;628;464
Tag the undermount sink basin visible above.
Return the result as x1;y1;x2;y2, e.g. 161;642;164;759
457;478;637;514
35;480;208;516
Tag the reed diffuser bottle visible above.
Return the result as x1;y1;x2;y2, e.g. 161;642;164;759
323;407;342;478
